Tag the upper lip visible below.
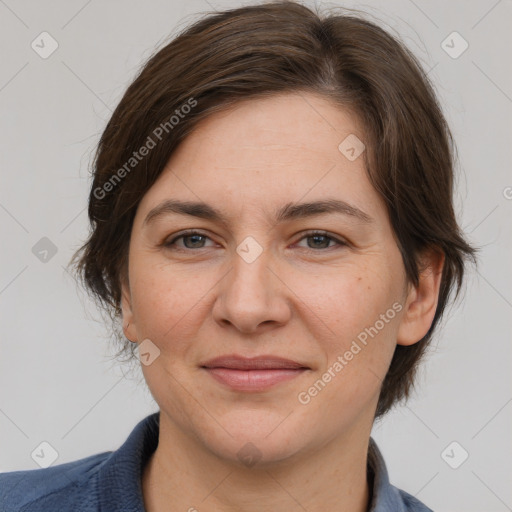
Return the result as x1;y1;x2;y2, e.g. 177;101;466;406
201;355;309;370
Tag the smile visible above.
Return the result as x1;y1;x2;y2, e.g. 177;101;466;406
200;354;310;392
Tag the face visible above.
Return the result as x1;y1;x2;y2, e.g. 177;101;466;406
122;92;435;466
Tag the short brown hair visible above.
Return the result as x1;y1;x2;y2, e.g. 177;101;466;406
72;0;476;418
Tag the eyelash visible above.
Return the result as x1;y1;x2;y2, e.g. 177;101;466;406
163;229;348;252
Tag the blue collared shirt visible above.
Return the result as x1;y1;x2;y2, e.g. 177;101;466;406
0;412;433;511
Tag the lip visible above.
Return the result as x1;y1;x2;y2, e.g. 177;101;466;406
201;354;308;370
201;355;310;392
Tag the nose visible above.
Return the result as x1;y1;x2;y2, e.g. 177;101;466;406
212;240;292;335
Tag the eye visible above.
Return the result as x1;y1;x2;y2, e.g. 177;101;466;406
294;230;347;250
164;230;216;250
163;229;348;252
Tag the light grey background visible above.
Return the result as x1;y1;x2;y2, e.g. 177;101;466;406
0;1;511;510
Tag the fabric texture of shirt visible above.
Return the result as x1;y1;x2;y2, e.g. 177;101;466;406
0;411;433;511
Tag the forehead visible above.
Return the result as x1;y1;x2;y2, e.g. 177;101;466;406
183;92;364;158
136;92;383;224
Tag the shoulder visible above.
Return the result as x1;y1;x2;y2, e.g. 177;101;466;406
396;488;434;511
0;412;160;512
0;451;111;512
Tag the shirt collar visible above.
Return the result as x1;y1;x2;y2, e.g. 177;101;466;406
96;411;421;512
367;436;412;511
97;411;159;512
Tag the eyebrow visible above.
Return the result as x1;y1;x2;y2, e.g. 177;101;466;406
143;198;374;227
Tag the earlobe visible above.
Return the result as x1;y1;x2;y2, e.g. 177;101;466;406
396;249;445;346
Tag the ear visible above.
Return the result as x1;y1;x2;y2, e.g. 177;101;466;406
397;248;445;346
120;275;138;343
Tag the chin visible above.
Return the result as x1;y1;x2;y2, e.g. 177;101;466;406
212;435;304;469
196;411;312;468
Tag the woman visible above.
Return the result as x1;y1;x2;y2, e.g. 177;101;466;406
0;1;475;511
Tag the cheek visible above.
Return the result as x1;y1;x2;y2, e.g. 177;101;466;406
293;270;401;431
129;256;212;349
300;274;401;393
290;261;399;344
291;263;403;409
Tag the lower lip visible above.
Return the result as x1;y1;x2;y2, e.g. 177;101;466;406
203;367;307;392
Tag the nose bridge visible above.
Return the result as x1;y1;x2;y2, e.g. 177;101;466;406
230;233;273;301
236;234;266;266
229;204;273;277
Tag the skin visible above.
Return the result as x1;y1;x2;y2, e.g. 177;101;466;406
121;92;444;512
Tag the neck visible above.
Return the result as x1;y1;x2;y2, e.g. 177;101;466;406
142;414;372;512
